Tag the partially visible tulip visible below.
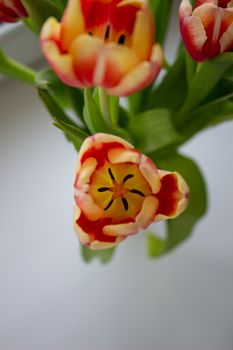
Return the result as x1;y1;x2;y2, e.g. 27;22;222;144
73;133;189;250
0;0;27;22
40;0;163;96
180;0;233;61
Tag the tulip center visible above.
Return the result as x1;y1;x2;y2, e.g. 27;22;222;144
89;162;151;221
88;24;127;46
83;0;143;47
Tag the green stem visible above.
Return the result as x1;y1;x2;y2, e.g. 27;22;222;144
185;51;197;88
99;87;114;129
0;50;36;85
163;58;171;70
196;62;203;73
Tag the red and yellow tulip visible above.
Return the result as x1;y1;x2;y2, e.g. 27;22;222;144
40;0;163;96
73;133;189;250
180;0;233;61
0;0;27;22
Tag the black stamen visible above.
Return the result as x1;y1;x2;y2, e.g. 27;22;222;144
98;187;110;192
118;34;126;45
88;32;93;36
130;189;145;197
104;199;114;211
123;174;134;183
108;168;115;181
105;25;110;40
121;197;129;211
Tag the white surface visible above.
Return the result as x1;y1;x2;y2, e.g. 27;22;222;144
0;78;233;350
0;23;41;64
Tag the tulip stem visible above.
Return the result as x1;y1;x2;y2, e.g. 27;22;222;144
163;58;171;70
196;62;203;73
0;49;36;85
99;87;114;129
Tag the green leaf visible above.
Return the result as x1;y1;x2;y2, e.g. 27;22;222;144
0;49;35;84
129;109;183;153
223;64;233;81
21;0;63;31
146;233;165;258
54;119;88;150
81;245;116;264
109;95;119;126
83;88;111;133
127;85;153;115
68;88;84;121
180;93;233;138
146;153;208;258
38;88;88;149
185;51;197;88
154;0;173;45
52;0;67;9
147;51;188;111
181;52;233;112
38;88;74;125
36;68;70;108
36;68;85;124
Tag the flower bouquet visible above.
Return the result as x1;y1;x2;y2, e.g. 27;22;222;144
1;0;232;263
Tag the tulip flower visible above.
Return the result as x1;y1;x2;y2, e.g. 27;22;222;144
40;0;163;96
73;133;189;250
0;0;27;22
179;0;233;61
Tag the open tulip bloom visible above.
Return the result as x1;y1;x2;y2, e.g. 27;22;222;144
74;134;189;250
1;0;233;262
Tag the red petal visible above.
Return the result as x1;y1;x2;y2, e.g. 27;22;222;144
81;141;125;167
80;0;138;34
156;174;182;217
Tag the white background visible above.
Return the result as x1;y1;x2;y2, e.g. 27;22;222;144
0;2;233;349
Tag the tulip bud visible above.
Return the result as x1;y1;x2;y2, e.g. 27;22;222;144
40;0;163;96
0;0;27;22
180;0;233;61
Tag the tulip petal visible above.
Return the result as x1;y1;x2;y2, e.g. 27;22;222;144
131;5;154;60
103;222;138;237
193;3;219;29
180;14;207;61
60;0;85;51
71;34;104;86
0;0;27;22
136;195;159;229
78;133;133;161
107;44;162;96
40;17;61;42
74;157;97;187
73;205;92;244
41;42;85;88
75;192;104;221
220;21;233;51
179;0;193;18
40;18;85;88
104;196;159;237
154;171;189;221
90;237;124;250
195;0;218;7
94;44;140;88
108;148;141;164
117;0;146;7
139;156;161;194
